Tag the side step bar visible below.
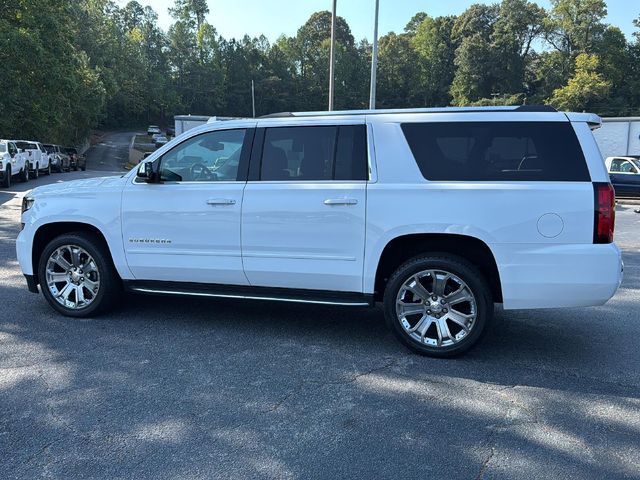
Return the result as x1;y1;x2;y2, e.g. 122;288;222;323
123;280;374;307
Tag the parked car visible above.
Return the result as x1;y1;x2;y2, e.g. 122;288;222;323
153;135;168;147
16;140;51;178
43;144;70;172
147;125;161;136
0;139;29;187
166;127;175;137
605;156;640;198
63;147;86;171
17;106;622;357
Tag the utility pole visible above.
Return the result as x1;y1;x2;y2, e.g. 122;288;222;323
369;0;380;110
328;0;337;111
251;79;256;118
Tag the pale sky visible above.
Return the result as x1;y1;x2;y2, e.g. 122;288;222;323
117;0;638;42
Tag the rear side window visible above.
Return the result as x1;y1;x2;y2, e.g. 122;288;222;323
401;122;590;181
260;125;367;181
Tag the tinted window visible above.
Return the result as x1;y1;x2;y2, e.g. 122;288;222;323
335;125;368;180
159;129;246;182
401;122;590;181
16;142;36;150
43;145;55;153
260;125;367;181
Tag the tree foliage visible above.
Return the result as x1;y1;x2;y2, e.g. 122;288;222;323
0;0;639;145
548;53;611;110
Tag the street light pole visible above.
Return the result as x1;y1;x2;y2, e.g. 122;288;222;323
328;0;337;111
369;0;380;110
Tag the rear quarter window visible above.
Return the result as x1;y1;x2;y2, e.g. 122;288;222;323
401;121;590;182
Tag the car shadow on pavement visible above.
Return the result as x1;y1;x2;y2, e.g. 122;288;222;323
1;245;639;480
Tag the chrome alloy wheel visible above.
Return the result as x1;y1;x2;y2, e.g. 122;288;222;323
395;270;477;348
45;245;100;310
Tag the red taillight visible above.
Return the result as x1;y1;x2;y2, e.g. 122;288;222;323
593;182;615;244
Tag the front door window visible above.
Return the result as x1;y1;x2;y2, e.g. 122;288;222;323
159;129;247;182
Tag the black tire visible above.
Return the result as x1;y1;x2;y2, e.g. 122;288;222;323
20;166;29;182
38;232;121;317
33;163;39;179
73;165;78;171
45;163;51;175
1;166;9;188
80;165;86;171
383;254;493;358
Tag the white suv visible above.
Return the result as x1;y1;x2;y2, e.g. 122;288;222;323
16;107;623;356
1;139;29;187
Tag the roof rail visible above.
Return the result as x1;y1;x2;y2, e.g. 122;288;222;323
260;105;556;118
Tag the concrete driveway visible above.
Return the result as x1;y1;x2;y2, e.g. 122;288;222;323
1;137;639;479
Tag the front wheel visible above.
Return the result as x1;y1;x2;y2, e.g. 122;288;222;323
383;254;493;358
38;232;121;317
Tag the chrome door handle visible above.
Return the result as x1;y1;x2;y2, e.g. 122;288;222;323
207;198;236;206
323;198;358;206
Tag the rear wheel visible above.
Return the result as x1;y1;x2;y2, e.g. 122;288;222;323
45;163;51;175
1;166;10;188
33;163;39;179
383;254;493;357
20;166;29;182
38;232;121;317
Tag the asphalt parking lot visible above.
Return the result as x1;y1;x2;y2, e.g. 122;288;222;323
1;134;639;479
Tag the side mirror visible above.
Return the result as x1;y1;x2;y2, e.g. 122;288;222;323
137;162;158;183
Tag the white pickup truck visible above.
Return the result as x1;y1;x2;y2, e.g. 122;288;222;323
16;140;51;178
16;106;623;356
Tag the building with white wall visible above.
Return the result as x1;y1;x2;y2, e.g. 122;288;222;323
593;117;640;159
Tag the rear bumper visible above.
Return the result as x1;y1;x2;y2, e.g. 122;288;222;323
492;243;623;310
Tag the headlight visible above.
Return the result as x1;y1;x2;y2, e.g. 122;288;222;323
22;196;35;214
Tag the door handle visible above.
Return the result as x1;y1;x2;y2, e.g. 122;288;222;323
207;198;236;206
323;198;358;206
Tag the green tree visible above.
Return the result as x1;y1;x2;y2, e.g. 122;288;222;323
412;15;458;106
547;53;610;111
545;0;607;56
377;33;418;108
